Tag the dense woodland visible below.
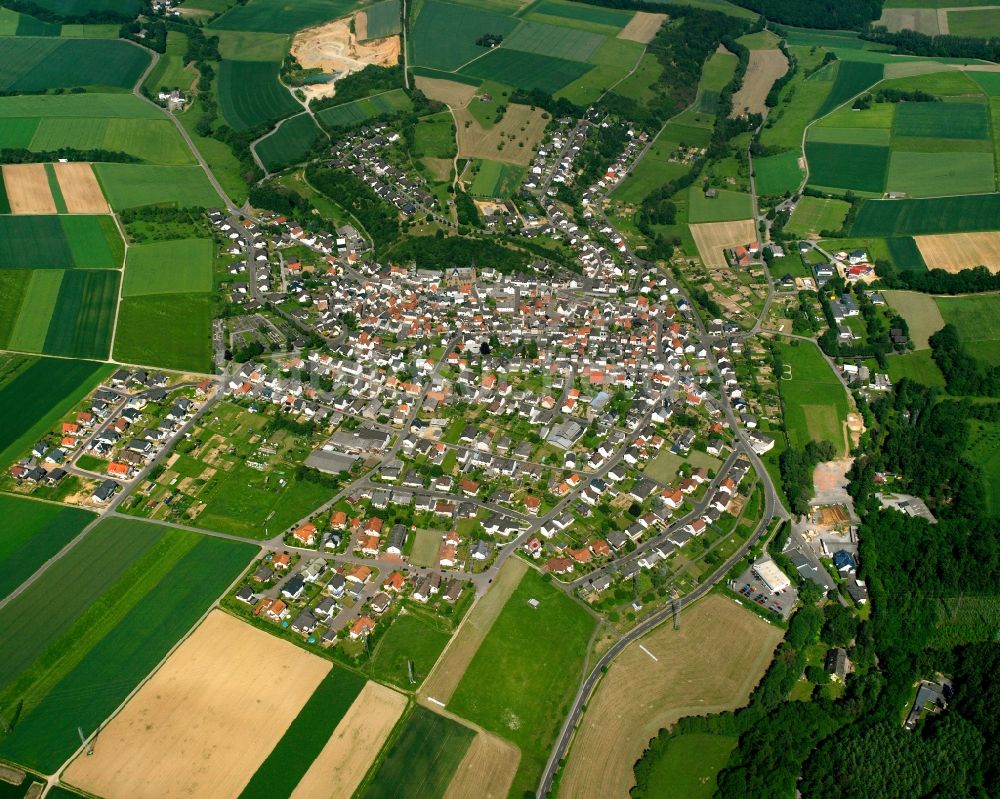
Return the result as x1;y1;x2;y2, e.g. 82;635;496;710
930;324;1000;397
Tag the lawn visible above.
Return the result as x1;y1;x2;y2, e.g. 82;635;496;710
851;193;1000;236
447;568;597;797
0;356;111;467
362;707;475;799
217;59;300;131
114;292;215;372
777;339;850;456
0;215;119;269
237;668;367;799
210;0;359;32
0;525;255;772
459;48;591;95
935;293;1000;365
886;350;946;389
885;150;994;197
409;528;441;567
370;611;452;688
806;141;889;194
0;496;93;601
893;100;990;140
256;112;323;171
787;196;850;237
0;38;149;92
640;733;737;799
316;89;413;130
93;164;222;210
409;0;519;71
753;150;803;197
644;449;684;484
123;238;214;296
687;186;753;223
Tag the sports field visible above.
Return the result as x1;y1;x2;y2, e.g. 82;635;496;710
256;112;323;171
851;193;1000;236
218;60;301;131
65;610;337;799
753;150;803;197
316;89;413;129
777;339;851;455
362;707;475;799
0;496;93;601
936;293;1000;365
123;238;214;296
408;0;519;71
0;519;256;772
93;164;222;210
0;38;149;92
0;215;120;269
447;568;597;797
291;682;408;799
211;0;359;32
787;196;850;237
370;611;451;688
0;356;110;468
561;594;780;799
114;292;215;372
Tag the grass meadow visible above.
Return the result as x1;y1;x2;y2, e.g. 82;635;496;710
409;0;519;71
777;339;850;456
687;186;753;223
886;350;946;388
113;292;214;372
447;568;597;797
639;733;737;799
94;164;222;210
753;150;803;197
815;60;884;117
935;293;1000;365
370;611;452;688
787;196;850;236
123;238;214;296
0;38;149;92
316;89;413;130
468;159;525;198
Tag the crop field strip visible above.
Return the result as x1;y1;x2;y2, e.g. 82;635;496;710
123;238;214;296
408;0;519;71
316;89;413;131
217;60;301;131
0;522;256;772
362;0;401;39
93;163;223;210
1;164;55;214
210;0;362;33
501;20;606;63
114;292;215;372
256;112;324;171
52;162;109;214
0;215;121;269
459;48;592;95
851;192;1000;235
0;38;150;92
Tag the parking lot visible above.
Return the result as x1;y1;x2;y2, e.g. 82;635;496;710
732;565;798;619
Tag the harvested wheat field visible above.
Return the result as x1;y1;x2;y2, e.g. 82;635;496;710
883;289;945;349
422;557;527;704
618;11;666;43
454;103;547;165
560;594;783;799
64;611;330;799
690;219;756;268
290;681;407;799
731;48;788;117
416;76;477;107
53;162;108;214
2;164;56;214
915;231;1000;274
443;730;520;799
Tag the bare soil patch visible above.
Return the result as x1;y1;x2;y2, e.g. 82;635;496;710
617;11;666;44
560;594;783;799
689;219;756;268
422;557;528;704
290;681;407;799
416;76;477;107
2;164;56;214
915;231;1000;274
443;730;519;799
731;48;788;117
54;162;108;214
64;611;330;799
292;15;399;101
454;103;547;165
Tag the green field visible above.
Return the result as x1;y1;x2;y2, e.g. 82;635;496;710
0;8;59;35
370;612;451;688
887;349;946;388
409;0;519;71
851;193;1000;235
886;150;994;197
123;238;214;296
638;733;738;799
114;292;215;372
688;186;753;223
94;164;222;210
238;668;367;799
0;38;149;92
316;89;413;129
215;29;291;61
144;30;195;96
447;568;597;797
698;49;739;114
893;100;990;139
753;150;803;196
787;195;850;236
0;496;93;601
612;151;689;205
936;293;1000;366
530;0;632;30
967;420;1000;516
26;0;142;15
806;141;889;194
777;339;851;456
256;111;323;171
612;52;664;104
211;0;359;31
760;55;836;150
362;707;475;799
948;8;1000;36
0;215;120;269
217;60;300;131
887;235;928;271
459;46;590;94
0;271;29;344
0;93;161;119
815;60;884;117
363;0;401;38
0;356;110;467
503;20;605;63
468;159;525;198
0;520;255;772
